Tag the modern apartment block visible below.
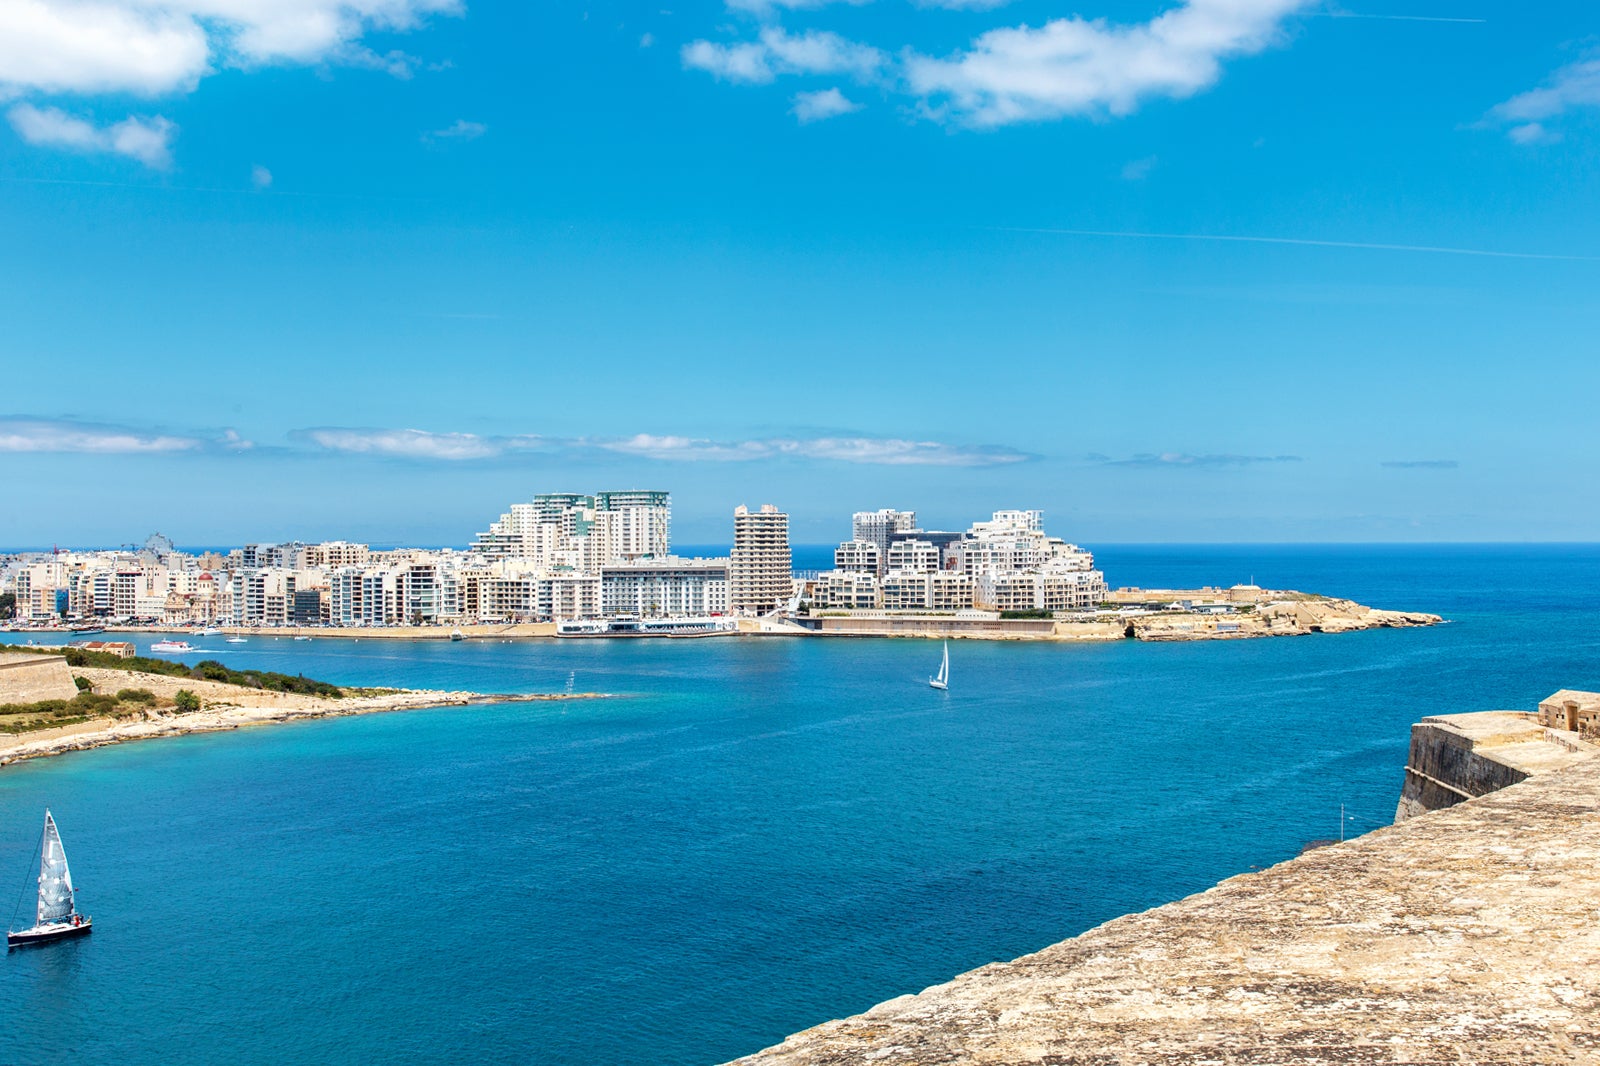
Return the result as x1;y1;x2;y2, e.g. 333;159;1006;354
730;504;793;614
805;507;1108;615
601;558;728;617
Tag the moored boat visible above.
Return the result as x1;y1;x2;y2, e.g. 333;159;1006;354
7;810;92;948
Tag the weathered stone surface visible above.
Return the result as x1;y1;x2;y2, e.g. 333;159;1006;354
1396;711;1599;821
0;652;79;704
730;714;1600;1066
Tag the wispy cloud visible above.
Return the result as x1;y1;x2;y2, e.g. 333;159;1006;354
422;118;487;143
300;428;1032;466
7;417;1032;468
1094;452;1303;468
1485;53;1600;145
299;428;544;461
1121;155;1158;181
250;163;272;188
0;417;247;454
1315;9;1485;23
1000;226;1600;262
682;27;887;84
792;87;862;123
1381;459;1459;469
7;104;175;168
602;434;1032;466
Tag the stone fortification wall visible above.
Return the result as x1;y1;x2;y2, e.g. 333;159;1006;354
0;653;79;704
1395;710;1598;821
729;708;1600;1065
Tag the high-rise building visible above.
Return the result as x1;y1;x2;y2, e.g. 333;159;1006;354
730;504;792;614
851;509;917;558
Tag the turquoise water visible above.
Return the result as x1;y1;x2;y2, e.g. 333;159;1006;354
2;545;1597;1065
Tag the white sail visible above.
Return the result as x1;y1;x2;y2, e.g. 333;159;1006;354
940;643;949;686
36;811;76;926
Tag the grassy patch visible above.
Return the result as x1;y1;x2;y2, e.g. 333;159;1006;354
0;690;170;734
0;643;344;698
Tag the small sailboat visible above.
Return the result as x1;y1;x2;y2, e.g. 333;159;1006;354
8;810;92;948
929;641;949;690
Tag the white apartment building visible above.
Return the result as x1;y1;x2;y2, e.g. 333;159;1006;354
885;538;940;574
881;570;976;611
833;540;881;574
730;505;792;614
600;558;729;617
14;561;66;620
974;568;1107;612
810;570;882;610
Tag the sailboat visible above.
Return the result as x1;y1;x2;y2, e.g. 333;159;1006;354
8;810;92;948
928;641;949;690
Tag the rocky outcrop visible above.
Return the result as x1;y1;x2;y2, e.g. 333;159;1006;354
1130;597;1441;641
729;709;1600;1065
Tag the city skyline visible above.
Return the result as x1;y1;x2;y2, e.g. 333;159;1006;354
4;2;1599;544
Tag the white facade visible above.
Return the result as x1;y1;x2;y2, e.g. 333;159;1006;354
833;540;881;575
600;558;729;617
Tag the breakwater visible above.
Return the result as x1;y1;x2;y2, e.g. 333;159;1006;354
729;696;1600;1065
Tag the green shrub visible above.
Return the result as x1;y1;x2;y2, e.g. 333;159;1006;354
73;676;93;692
115;688;156;704
0;643;343;699
68;693;117;715
172;690;201;713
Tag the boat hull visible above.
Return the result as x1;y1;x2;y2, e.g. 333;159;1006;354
8;918;91;948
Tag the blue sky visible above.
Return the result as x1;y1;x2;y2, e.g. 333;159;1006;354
2;0;1597;547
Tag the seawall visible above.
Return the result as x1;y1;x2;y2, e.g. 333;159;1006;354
728;704;1600;1065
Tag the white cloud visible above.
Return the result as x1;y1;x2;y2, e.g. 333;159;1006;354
7;103;175;167
912;0;1013;9
724;0;871;13
907;0;1312;126
251;162;272;187
300;427;1031;465
304;428;544;461
422;117;486;142
792;87;861;123
600;433;1031;466
0;417;208;453
682;26;886;84
1095;451;1302;467
1486;55;1600;143
0;1;461;99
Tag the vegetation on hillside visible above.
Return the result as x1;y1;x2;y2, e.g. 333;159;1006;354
0;643;344;698
0;688;162;734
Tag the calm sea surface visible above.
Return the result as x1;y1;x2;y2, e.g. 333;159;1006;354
2;545;1597;1065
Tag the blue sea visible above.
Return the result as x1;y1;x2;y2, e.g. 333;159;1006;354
2;545;1597;1066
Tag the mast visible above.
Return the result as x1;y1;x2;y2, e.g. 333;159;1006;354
36;811;76;926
